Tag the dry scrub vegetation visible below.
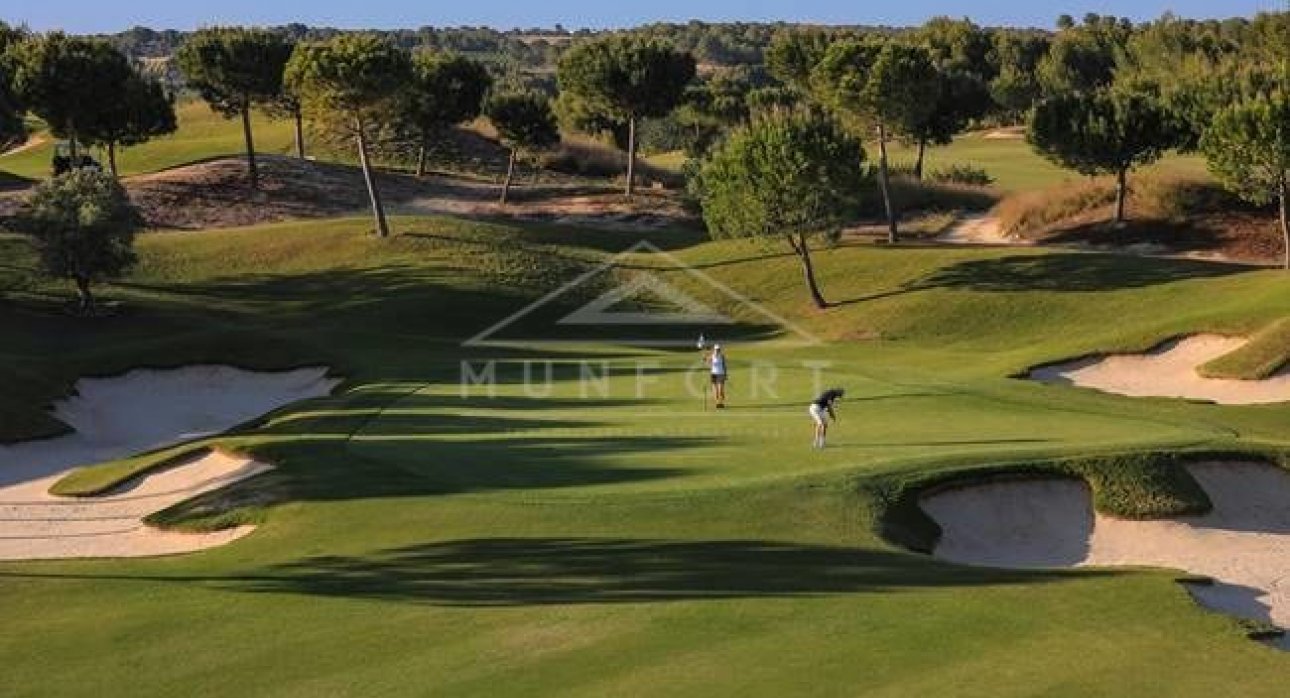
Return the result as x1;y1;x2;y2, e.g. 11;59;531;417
994;172;1285;263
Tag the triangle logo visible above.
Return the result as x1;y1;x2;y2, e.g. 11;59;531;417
462;240;820;347
556;272;734;326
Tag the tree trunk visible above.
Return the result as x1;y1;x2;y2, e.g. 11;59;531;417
74;276;93;314
500;148;516;205
355;116;391;238
107;142;118;178
913;139;926;180
68;130;78;162
788;233;828;309
625;114;637;199
1279;178;1289;271
293;108;305;159
241;104;259;190
1114;166;1128;224
876;122;898;244
416;140;428;178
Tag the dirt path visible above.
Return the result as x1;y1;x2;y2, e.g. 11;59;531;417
937;215;1024;245
0;134;48;158
923;461;1290;650
0;365;337;559
1028;334;1290;405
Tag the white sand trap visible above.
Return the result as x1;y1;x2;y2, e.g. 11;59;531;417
923;462;1290;650
1028;334;1290;405
0;365;337;560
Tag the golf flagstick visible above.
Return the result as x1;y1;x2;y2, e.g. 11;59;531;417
697;334;707;411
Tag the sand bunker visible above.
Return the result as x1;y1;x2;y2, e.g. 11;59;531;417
0;365;337;560
923;461;1290;650
1028;334;1290;405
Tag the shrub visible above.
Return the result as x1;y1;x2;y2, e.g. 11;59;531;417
929;164;994;187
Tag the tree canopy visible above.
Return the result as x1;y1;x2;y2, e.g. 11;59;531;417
1028;88;1179;222
400;52;492;176
813;40;937;241
11;33;132;155
484;91;560;204
176;27;295;188
692;108;866;308
558;35;695;196
1201;90;1290;269
13;170;141;312
80;72;177;176
0;21;26;148
286;34;412;238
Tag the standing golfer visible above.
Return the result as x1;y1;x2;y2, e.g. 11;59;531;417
707;344;729;409
809;388;844;448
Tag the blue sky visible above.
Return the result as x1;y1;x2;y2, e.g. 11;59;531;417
7;0;1286;34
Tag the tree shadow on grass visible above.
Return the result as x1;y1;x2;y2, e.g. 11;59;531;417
910;253;1248;293
219;537;1110;606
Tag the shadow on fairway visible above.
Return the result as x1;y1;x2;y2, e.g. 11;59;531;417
915;253;1247;292
831;252;1251;306
223;537;1108;605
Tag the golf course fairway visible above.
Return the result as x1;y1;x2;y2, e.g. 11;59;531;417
1;215;1288;697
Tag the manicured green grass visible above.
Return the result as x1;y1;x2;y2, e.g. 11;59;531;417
0;100;296;180
657;132;1207;194
884;132;1208;193
2;215;1289;697
1200;318;1290;380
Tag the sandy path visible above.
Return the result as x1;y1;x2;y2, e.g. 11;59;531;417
1028;334;1290;405
937;215;1022;245
923;461;1290;650
0;134;48;158
0;365;337;559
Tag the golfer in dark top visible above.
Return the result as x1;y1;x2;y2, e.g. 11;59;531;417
809;388;844;449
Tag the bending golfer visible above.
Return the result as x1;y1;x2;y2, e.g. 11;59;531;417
707;344;728;408
809;388;844;448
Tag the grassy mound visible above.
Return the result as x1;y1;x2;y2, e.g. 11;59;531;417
0;101;297;180
1200;318;1290;380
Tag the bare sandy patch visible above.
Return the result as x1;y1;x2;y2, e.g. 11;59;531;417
922;461;1290;650
1028;334;1290;405
937;215;1024;245
982;127;1025;140
0;133;48;157
0;365;337;559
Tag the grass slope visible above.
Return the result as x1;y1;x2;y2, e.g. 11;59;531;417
1201;318;1290;380
1;216;1289;697
0;101;296;180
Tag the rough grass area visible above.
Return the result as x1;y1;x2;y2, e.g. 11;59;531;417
1200;318;1290;380
993;171;1284;263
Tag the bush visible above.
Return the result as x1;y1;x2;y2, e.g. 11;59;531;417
929;164;994;187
